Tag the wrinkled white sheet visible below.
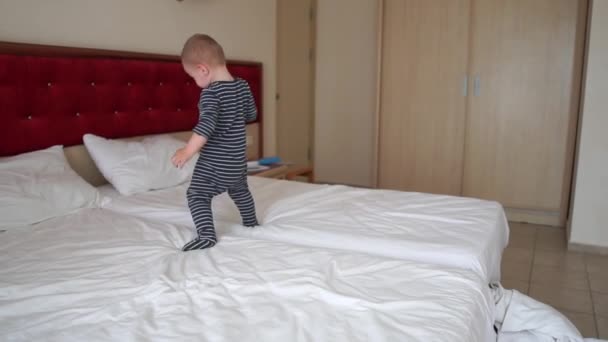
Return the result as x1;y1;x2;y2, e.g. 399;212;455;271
0;209;496;342
100;176;509;282
491;284;606;342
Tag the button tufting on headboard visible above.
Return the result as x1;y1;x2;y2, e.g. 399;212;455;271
0;44;263;157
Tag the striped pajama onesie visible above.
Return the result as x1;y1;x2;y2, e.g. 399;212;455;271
182;78;259;251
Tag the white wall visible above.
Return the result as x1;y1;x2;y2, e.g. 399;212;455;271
569;0;608;249
314;0;378;187
0;0;277;155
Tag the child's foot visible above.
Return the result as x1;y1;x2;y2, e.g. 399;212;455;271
182;237;217;251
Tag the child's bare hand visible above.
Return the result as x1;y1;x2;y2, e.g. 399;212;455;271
171;148;192;168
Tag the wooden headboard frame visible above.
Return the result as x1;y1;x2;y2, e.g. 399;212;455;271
0;41;263;185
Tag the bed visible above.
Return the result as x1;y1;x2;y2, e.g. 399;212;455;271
0;41;509;285
99;175;509;283
0;209;496;342
0;41;499;341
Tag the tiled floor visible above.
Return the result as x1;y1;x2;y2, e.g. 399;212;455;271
502;222;608;338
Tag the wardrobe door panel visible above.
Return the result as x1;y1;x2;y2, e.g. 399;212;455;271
463;0;586;211
378;0;470;195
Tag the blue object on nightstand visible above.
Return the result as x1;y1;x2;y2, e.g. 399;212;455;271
258;156;281;165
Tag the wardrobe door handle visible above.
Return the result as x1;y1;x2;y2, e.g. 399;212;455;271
462;76;469;97
473;76;481;96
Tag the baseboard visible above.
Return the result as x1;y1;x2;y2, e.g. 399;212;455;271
505;207;562;227
568;241;608;255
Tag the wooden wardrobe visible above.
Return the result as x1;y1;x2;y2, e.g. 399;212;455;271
376;0;588;226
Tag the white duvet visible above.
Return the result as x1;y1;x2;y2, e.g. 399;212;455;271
0;209;495;342
100;176;509;282
491;284;606;342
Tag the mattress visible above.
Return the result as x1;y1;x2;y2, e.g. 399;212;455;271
0;209;495;342
100;177;509;283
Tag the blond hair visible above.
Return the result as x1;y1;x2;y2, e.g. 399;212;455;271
181;34;226;66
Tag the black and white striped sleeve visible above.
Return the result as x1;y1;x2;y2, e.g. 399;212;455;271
193;90;220;139
243;84;257;123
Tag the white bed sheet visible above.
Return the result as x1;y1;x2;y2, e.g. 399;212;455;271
0;209;495;342
99;177;509;283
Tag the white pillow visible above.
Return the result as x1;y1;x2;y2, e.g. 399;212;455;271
83;134;197;196
0;145;101;229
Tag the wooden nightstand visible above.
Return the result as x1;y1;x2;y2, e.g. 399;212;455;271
248;164;314;183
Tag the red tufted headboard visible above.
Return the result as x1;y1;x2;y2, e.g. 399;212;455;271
0;42;263;157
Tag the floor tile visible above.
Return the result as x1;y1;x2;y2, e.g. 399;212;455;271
589;272;608;294
586;254;608;274
501;278;529;294
503;247;534;266
534;250;586;272
561;310;597;338
508;233;536;249
529;284;593;314
593;292;608;316
535;226;567;251
508;222;537;249
502;260;532;282
597;315;608;339
531;265;589;290
501;247;534;282
509;221;538;234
